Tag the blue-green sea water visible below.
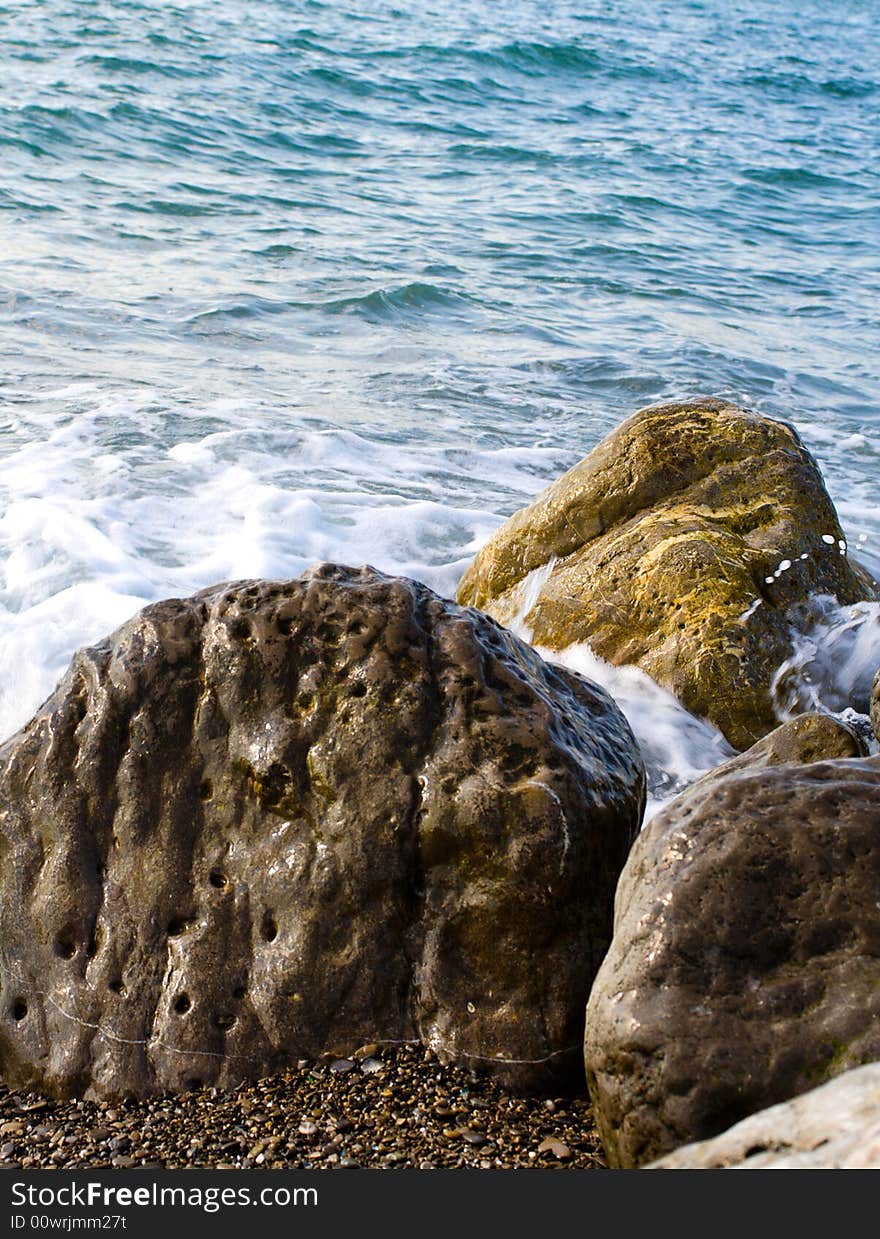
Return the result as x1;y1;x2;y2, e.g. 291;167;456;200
1;0;878;802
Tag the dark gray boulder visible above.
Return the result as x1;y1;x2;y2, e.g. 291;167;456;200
0;564;645;1100
584;750;880;1168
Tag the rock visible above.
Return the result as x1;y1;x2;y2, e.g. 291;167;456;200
0;564;644;1100
538;1137;572;1160
689;713;867;789
649;1063;880;1169
458;399;876;750
871;667;880;743
584;753;880;1168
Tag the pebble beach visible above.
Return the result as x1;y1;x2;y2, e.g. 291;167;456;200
0;1046;603;1171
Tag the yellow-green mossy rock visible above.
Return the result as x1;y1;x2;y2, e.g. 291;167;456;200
458;399;877;750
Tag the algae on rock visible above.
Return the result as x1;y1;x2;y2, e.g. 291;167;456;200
458;399;876;750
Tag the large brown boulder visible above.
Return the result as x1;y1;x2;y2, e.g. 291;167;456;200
584;750;880;1168
0;565;644;1100
458;399;875;750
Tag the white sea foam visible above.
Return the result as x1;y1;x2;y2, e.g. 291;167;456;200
2;385;880;827
772;595;880;728
536;643;735;821
526;599;880;821
533;593;880;818
503;559;880;818
0;387;541;740
500;577;734;818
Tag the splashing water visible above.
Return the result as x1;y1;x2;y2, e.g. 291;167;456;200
504;568;734;819
507;567;880;820
772;595;880;739
539;643;735;821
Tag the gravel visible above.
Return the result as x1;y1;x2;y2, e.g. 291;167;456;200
0;1044;605;1170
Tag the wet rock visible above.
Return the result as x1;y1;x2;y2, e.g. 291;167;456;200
584;753;880;1168
0;564;644;1100
650;1063;880;1170
689;712;867;788
458;399;875;750
871;667;880;743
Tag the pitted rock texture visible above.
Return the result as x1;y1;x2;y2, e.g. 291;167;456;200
0;564;645;1100
650;1063;880;1170
584;754;880;1168
457;399;876;750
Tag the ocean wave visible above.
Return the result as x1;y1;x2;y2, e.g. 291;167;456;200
472;39;601;76
319;283;475;323
741;166;854;191
772;596;880;721
448;142;561;165
742;70;875;99
79;54;198;79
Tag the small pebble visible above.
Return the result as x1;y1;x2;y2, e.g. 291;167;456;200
538;1137;572;1161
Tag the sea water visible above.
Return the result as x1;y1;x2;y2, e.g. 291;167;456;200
1;0;878;812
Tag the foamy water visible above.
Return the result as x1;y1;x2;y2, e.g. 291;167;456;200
503;557;880;818
1;0;879;815
2;380;880;815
